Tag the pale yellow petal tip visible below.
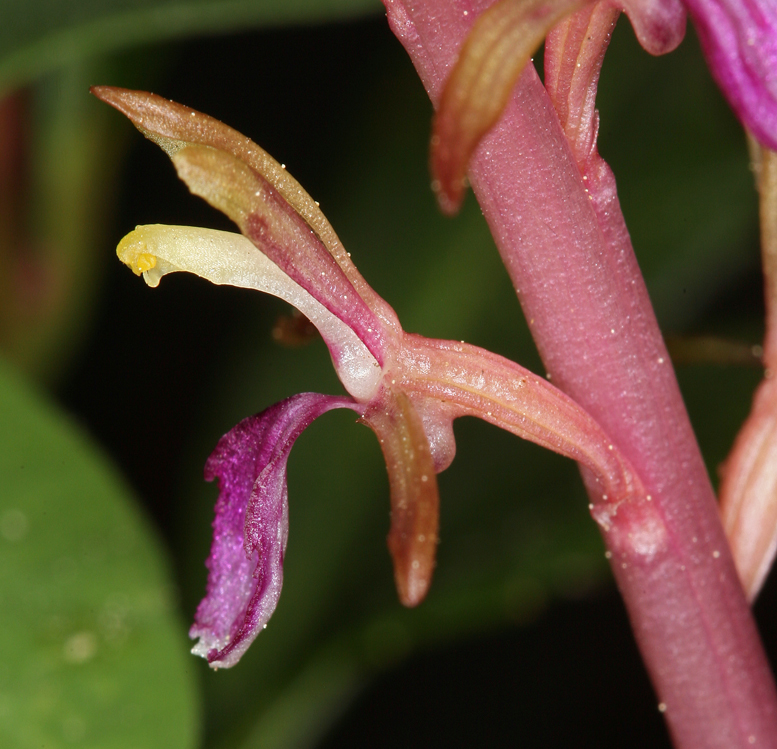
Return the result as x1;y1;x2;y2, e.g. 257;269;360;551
117;227;159;284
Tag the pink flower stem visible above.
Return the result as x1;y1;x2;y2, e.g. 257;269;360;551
384;0;777;744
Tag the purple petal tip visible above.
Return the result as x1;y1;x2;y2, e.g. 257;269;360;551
189;392;360;668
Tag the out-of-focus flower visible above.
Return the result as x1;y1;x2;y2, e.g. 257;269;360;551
684;0;777;151
719;142;777;601
93;86;645;669
430;0;777;213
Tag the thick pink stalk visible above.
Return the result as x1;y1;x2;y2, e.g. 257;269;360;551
384;0;777;745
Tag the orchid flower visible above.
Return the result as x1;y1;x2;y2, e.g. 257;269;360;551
427;0;777;213
91;86;648;670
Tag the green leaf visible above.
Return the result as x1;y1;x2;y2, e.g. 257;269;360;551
0;357;199;749
0;0;381;97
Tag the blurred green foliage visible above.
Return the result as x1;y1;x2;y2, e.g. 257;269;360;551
0;1;769;747
0;357;198;748
0;0;380;97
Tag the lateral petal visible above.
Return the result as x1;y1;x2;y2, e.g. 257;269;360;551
720;378;777;600
431;0;584;214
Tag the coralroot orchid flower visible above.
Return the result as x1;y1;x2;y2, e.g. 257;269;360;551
430;0;777;213
92;86;649;670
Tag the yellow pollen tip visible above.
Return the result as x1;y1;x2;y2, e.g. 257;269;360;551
117;230;158;276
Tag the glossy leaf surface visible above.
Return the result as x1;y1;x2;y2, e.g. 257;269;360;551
0;358;199;748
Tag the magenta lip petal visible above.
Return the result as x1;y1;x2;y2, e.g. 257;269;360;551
684;0;777;148
189;392;362;668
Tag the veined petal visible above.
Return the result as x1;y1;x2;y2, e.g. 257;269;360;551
117;224;382;401
190;393;361;669
431;0;585;214
91;86;401;360
398;335;648;525
684;0;777;149
545;2;621;166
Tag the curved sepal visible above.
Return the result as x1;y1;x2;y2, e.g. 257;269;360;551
90;86;400;361
190;393;361;669
398;334;647;517
363;390;440;607
430;0;584;214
